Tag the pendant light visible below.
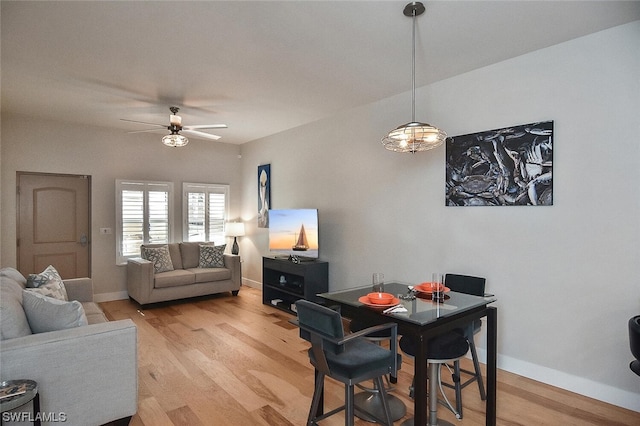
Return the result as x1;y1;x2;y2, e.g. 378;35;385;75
382;2;447;153
162;107;189;147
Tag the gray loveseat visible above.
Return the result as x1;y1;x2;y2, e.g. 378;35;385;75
0;267;137;426
126;242;241;306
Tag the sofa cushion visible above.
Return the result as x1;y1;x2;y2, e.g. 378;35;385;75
154;269;196;289
22;290;88;334
179;242;202;269
142;245;175;273
188;268;232;283
199;244;226;268
0;277;32;340
81;302;109;324
0;267;27;287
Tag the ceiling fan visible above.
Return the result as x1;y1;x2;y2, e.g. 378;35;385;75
121;106;227;147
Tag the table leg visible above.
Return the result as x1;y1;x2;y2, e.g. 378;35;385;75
414;334;428;425
486;307;497;426
33;392;41;426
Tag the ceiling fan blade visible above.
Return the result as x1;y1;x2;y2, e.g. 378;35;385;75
127;128;166;135
120;118;166;128
182;129;222;140
183;124;228;130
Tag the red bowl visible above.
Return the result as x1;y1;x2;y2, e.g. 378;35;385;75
415;282;444;293
367;292;394;305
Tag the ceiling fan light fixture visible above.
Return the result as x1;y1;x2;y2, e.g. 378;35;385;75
162;133;189;147
382;2;447;154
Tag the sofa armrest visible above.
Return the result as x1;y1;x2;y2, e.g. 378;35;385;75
127;257;154;304
63;277;94;302
0;320;138;426
224;254;241;288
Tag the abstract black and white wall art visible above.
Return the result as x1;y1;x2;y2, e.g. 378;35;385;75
446;121;553;206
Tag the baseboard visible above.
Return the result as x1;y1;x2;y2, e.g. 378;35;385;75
242;277;262;289
475;348;640;412
94;291;129;302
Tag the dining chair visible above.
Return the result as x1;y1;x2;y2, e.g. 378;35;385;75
348;317;407;422
399;331;470;422
629;315;640;376
443;273;488;406
294;300;401;426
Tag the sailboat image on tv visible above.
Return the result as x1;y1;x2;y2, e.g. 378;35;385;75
292;224;309;251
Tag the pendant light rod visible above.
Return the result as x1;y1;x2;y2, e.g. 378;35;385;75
404;2;424;122
381;2;447;153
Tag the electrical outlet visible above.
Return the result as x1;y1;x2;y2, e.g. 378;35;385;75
100;227;112;235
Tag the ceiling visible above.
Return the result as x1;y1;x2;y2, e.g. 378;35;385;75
2;1;639;145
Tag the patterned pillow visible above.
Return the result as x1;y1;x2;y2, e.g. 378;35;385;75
142;245;174;273
27;264;63;288
199;244;226;268
25;282;68;301
25;265;68;300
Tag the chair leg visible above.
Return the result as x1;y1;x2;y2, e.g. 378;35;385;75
308;372;325;426
346;384;355;426
374;376;393;426
468;338;487;400
454;360;463;418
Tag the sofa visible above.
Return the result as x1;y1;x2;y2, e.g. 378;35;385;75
126;242;241;306
0;267;137;426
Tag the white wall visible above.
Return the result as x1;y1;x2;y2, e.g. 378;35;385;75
239;22;640;410
1;114;243;299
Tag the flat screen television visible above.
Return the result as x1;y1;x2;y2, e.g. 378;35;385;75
268;209;319;259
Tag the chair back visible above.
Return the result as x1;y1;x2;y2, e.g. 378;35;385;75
445;274;486;296
629;316;640;363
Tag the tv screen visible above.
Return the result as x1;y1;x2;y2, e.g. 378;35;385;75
268;209;319;259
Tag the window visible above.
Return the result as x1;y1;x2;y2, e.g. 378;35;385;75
116;180;173;264
183;183;229;244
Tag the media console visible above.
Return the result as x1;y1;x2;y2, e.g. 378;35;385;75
262;256;328;314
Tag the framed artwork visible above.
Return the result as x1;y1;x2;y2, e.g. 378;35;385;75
446;121;553;206
258;164;271;228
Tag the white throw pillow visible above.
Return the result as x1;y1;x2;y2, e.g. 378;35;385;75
22;290;88;334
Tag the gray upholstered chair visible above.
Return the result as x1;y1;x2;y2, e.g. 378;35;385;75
294;300;401;426
348;317;406;422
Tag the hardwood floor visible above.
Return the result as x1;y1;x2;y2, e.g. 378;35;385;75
100;287;640;426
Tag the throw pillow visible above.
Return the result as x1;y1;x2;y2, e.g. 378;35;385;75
25;281;68;301
199;244;226;268
142;245;174;273
22;290;88;334
25;265;68;300
26;264;63;288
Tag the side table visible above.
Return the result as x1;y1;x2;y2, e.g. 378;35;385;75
0;380;40;426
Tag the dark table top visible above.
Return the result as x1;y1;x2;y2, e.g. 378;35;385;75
318;281;497;326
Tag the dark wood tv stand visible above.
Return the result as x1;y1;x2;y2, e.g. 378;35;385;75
262;257;329;314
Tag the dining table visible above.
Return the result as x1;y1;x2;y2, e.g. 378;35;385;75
318;281;497;426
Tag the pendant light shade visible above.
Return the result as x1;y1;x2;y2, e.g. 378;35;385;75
382;2;446;153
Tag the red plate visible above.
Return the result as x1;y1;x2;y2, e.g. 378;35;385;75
414;283;451;294
358;295;401;308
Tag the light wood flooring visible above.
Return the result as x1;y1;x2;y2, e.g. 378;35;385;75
100;286;640;426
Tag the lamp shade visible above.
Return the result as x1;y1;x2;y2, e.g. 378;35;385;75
226;222;245;237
